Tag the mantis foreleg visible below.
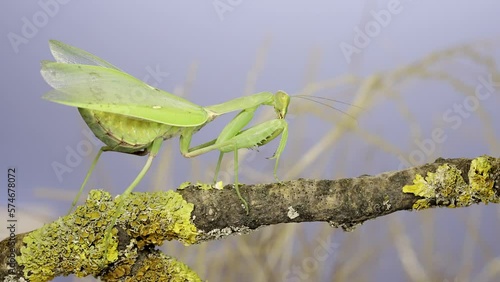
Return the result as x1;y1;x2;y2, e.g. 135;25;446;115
180;108;288;212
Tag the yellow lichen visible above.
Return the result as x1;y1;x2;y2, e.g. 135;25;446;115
403;156;499;210
403;164;469;208
402;174;436;199
195;181;213;190
403;163;469;209
468;156;496;203
16;189;198;281
412;199;431;209
128;252;201;282
122;190;198;249
177;181;192;190
213;180;224;190
16;190;118;281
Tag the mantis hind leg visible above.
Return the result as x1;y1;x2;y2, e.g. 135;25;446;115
101;137;163;266
67;145;150;215
120;137;163;197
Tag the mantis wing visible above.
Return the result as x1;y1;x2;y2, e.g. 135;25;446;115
41;61;209;127
48;40;120;70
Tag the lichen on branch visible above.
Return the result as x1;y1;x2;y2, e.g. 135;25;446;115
1;156;499;281
14;190;199;281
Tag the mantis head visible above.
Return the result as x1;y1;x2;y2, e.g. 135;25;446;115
274;90;291;119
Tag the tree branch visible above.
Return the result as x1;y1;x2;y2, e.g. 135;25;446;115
1;156;499;281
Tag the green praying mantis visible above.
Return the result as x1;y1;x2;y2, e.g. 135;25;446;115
41;40;291;213
42;40;355;216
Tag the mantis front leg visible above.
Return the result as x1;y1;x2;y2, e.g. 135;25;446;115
180;107;288;213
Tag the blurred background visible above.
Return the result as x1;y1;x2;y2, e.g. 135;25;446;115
1;1;500;281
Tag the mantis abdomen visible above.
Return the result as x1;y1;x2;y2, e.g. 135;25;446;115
79;108;184;154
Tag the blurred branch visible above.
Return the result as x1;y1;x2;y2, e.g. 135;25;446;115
1;155;499;281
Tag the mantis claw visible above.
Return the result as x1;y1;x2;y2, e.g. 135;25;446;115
233;183;249;214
